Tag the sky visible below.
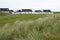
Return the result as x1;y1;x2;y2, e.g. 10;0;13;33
0;0;60;11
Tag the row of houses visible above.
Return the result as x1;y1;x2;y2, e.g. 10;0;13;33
0;8;53;14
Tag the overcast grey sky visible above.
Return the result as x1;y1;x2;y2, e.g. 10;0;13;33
0;0;60;11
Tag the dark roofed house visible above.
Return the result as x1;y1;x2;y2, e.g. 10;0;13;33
35;10;42;12
43;10;51;12
16;10;21;12
22;9;33;14
43;10;53;14
9;10;14;14
0;8;9;13
35;10;42;14
16;10;22;14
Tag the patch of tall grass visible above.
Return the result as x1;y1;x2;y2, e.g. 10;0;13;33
0;14;60;40
0;14;47;27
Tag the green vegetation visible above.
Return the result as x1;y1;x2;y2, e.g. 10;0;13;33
53;12;60;14
0;13;47;27
0;13;60;40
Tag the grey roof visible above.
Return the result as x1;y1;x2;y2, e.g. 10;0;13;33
16;10;21;12
22;9;32;12
35;10;42;12
43;10;51;12
0;8;9;11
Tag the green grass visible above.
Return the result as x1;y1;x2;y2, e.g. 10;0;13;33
53;12;60;14
0;13;60;40
0;13;47;27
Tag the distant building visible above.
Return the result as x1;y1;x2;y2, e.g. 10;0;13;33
22;9;33;14
0;8;53;14
16;10;21;14
43;10;53;14
34;10;42;14
16;10;21;12
0;8;9;13
9;10;14;14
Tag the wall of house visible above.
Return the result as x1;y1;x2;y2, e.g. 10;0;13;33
0;11;9;13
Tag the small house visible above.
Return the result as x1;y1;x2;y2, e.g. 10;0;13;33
22;9;33;14
35;10;42;14
0;8;9;13
43;10;53;14
16;10;21;14
9;10;14;14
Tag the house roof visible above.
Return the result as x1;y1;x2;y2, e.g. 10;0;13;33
0;8;9;11
16;10;21;12
22;9;32;12
35;10;42;12
9;10;14;12
43;10;51;12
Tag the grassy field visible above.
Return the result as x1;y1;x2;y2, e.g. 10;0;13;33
0;13;47;27
0;12;60;40
53;12;60;14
